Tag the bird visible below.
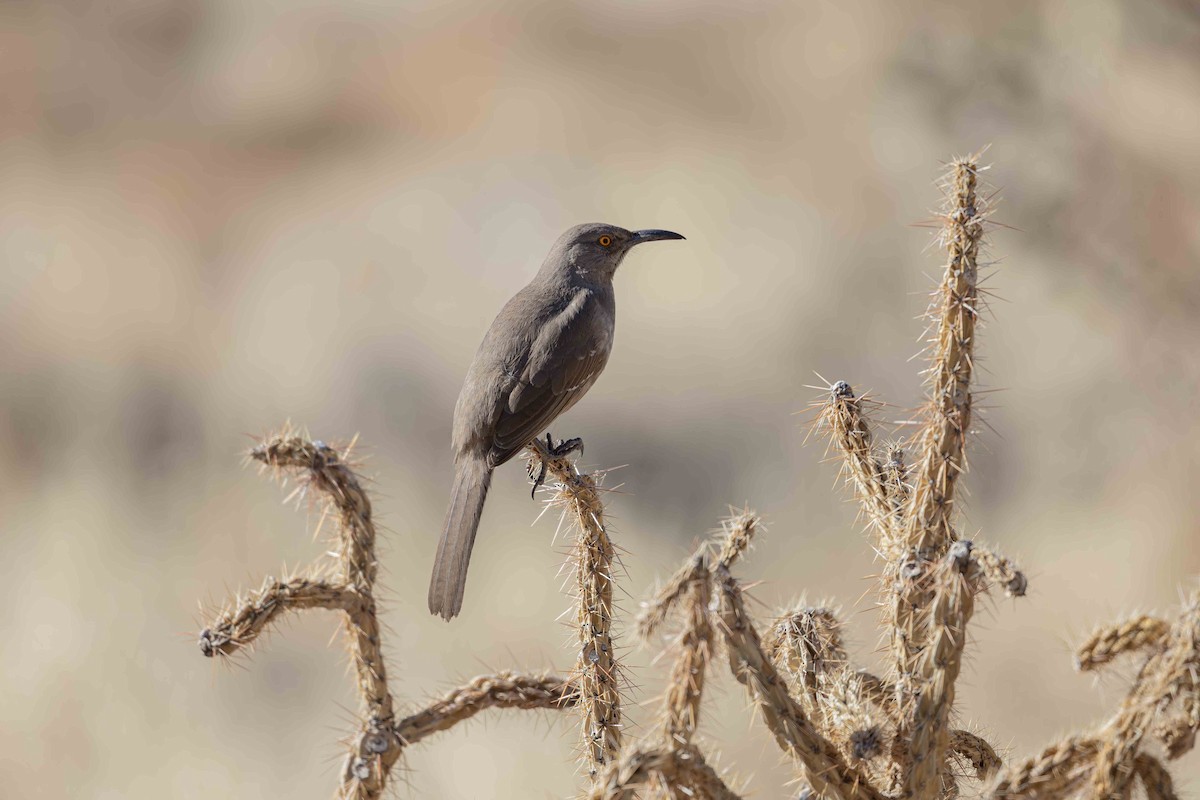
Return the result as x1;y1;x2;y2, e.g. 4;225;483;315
428;222;685;620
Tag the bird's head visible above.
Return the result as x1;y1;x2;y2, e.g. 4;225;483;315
549;222;685;281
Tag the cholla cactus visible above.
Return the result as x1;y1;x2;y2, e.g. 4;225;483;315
195;155;1199;800
198;428;576;799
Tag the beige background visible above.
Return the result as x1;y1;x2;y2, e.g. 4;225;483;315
2;1;1199;797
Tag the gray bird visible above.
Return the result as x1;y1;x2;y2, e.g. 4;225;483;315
428;222;685;620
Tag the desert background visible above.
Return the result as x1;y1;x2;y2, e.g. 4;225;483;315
2;1;1199;797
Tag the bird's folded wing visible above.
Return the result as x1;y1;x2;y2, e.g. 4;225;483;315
489;291;609;467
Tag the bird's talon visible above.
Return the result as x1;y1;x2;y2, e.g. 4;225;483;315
530;459;548;499
549;436;584;458
527;433;583;499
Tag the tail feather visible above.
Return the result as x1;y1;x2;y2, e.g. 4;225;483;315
428;456;492;620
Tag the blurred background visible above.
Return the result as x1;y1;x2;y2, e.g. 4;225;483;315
2;0;1199;797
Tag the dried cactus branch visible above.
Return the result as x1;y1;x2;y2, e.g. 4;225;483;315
394;672;578;746
527;438;624;778
821;381;900;548
199;576;364;658
890;156;991;684
1133;754;1178;800
714;562;885;800
659;577;713;748
585;744;743;800
905;155;988;557
973;546;1029;598
249;433;379;593
195;428;403;800
708;511;887;799
765;605;896;787
855;671;900;720
988;593;1198;800
1149;601;1200;760
249;433;395;733
987;737;1100;800
950;729;1003;781
882;443;911;526
1154;700;1199;760
904;541;980;800
886;155;995;798
1076;616;1171;672
638;548;709;642
714;508;758;572
1090;592;1200;800
766;605;848;702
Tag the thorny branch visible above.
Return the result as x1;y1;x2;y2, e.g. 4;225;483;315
198;429;581;799
527;437;625;779
193;156;1200;800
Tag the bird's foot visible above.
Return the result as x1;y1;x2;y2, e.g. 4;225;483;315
549;435;584;459
527;433;585;499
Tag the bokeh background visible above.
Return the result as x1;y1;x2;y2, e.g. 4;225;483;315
3;0;1199;797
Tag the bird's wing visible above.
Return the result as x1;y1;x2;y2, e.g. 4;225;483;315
488;290;610;467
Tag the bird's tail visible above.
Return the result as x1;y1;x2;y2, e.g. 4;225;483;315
428;455;493;620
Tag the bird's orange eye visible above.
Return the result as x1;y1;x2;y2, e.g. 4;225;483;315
598;235;612;247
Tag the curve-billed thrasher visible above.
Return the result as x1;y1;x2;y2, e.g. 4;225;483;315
428;222;685;620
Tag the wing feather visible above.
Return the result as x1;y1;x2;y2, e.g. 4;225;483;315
488;291;610;467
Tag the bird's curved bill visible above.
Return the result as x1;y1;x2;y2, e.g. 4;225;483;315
630;229;686;244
